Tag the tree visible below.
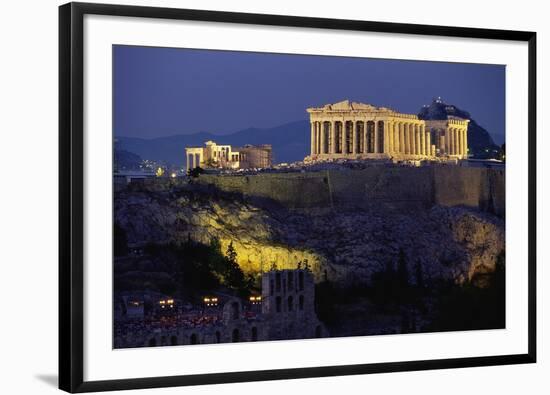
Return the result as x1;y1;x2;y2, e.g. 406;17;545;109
224;242;246;290
187;166;204;178
498;143;506;162
226;241;237;264
397;248;409;289
113;223;128;257
414;261;424;289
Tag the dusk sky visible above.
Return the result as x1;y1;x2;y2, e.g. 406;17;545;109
114;45;505;144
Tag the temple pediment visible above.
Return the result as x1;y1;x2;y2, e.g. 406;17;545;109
310;100;392;112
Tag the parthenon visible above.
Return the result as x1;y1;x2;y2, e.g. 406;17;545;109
307;100;469;161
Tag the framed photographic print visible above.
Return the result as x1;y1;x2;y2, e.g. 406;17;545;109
59;2;537;392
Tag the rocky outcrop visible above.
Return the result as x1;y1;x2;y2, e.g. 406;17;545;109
115;183;504;287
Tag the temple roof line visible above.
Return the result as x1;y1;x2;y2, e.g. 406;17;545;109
307;99;396;113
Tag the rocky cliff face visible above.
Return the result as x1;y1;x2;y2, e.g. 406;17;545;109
115;184;504;287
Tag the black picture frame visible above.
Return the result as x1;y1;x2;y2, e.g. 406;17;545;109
59;2;537;393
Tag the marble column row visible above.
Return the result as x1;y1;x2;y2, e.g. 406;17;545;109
310;119;438;157
386;121;431;156
310;120;384;155
445;127;468;157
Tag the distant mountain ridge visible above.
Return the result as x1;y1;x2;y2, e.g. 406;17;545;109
116;120;310;167
116;102;502;166
114;149;143;171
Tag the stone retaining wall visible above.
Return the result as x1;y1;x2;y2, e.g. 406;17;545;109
193;166;504;216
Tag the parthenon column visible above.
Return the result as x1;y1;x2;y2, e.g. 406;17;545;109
457;128;463;157
349;121;359;154
385;122;390;153
310;122;315;155
458;128;462;155
330;120;336;154
425;130;431;157
386;120;394;153
414;124;422;155
404;123;409;154
319;122;325;154
458;128;462;156
315;121;323;154
393;122;400;153
404;123;410;154
383;121;389;153
409;123;415;154
458;128;463;157
420;124;425;156
462;128;468;157
453;128;458;155
365;120;371;154
452;128;458;156
398;122;404;154
454;128;459;156
372;120;378;154
410;124;416;155
313;122;318;154
414;124;419;155
411;125;416;155
341;121;344;154
403;123;408;154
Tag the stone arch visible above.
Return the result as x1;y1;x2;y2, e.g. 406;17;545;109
223;298;242;323
231;302;239;320
251;327;258;341
315;325;322;338
232;328;240;343
276;296;282;313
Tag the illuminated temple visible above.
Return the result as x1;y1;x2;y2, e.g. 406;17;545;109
307;100;469;161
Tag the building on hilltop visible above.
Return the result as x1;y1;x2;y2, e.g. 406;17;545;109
307;100;469;161
185;140;272;171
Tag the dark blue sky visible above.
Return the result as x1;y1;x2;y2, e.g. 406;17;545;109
114;45;505;144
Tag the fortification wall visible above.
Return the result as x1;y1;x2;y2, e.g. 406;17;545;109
198;172;332;208
432;166;505;217
195;166;505;216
